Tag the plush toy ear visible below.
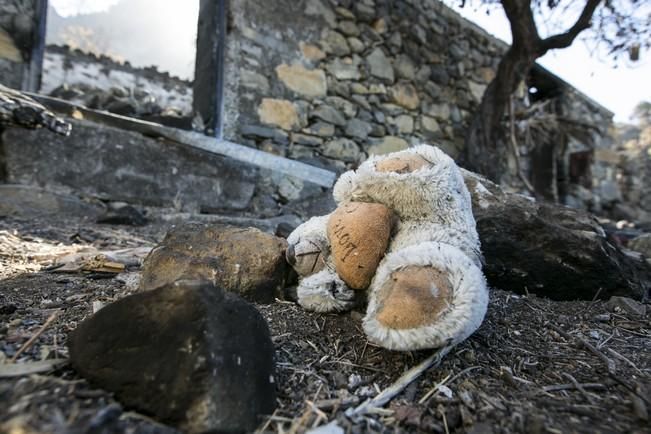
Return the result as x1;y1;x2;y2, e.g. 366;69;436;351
375;154;430;173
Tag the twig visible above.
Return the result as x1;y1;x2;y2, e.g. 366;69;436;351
606;348;644;376
542;382;606;392
548;323;616;373
11;310;61;362
562;373;596;405
508;96;536;194
346;344;453;420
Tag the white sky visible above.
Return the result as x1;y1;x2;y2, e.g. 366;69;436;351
50;0;650;123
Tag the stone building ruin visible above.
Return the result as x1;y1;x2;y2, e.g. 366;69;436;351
0;0;630;220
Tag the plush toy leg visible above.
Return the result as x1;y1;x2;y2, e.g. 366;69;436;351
296;269;358;313
363;242;488;351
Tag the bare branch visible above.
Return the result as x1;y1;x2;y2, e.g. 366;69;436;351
540;0;602;52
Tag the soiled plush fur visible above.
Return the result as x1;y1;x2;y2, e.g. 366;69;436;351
286;145;488;351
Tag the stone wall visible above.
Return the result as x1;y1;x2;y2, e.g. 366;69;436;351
221;0;618;211
0;0;36;89
224;0;504;174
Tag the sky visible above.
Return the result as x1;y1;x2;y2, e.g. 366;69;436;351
49;0;650;123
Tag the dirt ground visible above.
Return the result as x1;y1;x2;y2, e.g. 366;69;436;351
1;214;649;434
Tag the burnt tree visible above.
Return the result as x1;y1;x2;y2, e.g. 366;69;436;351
461;0;650;183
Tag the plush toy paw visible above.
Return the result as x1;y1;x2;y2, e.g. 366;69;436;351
296;269;357;312
363;242;488;351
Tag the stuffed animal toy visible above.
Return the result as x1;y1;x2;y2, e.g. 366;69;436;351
285;145;488;351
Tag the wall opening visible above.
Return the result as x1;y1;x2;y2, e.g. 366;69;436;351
40;0;200;129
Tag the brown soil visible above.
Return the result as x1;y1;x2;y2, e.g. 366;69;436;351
1;215;649;434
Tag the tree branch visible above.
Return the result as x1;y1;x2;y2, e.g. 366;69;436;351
540;0;602;52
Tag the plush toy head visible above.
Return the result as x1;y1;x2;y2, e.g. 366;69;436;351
286;145;488;351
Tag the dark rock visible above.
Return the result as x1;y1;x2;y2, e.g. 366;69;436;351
311;105;346;126
68;280;276;434
240;124;290;145
629;234;651;257
606;296;647;316
463;171;651;301
2;121;256;211
0;184;105;219
140;224;289;303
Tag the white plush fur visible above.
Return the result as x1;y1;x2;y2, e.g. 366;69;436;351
363;242;488;351
296;269;356;312
287;144;488;351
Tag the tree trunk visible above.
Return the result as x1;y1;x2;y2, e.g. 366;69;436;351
464;46;537;182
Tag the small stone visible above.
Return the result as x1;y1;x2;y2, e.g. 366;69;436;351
391;83;420;110
366;48;394;83
323;138;362;163
606;296;647;316
325;96;358;117
335;6;355;19
351;83;369;94
351;94;371;111
140;224;289;303
276;64;327;98
477;67;496;83
468;81;487;102
311;104;346;126
394;55;416;80
300;42;326;61
345;119;373;139
338;20;360;37
415;65;431;84
413;24;427;44
354;3;376;21
240;70;270;93
388;32;402;48
291;133;324;147
394;115;414;134
426;103;450;120
368;83;387;94
369;123;386;137
367;136;409;155
321;29;350;56
69;280;276;434
380;103;405;116
420;115;441;134
240;125;289;144
372;18;387;34
258;98;299;130
347;37;365;53
305;0;336;26
430;65;450;86
303;121;336;137
327;58;361;80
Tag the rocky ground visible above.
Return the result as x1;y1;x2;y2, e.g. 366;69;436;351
1;214;650;434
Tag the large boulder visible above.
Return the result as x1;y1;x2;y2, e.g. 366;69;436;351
140;224;290;303
68;280;276;433
462;171;651;301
